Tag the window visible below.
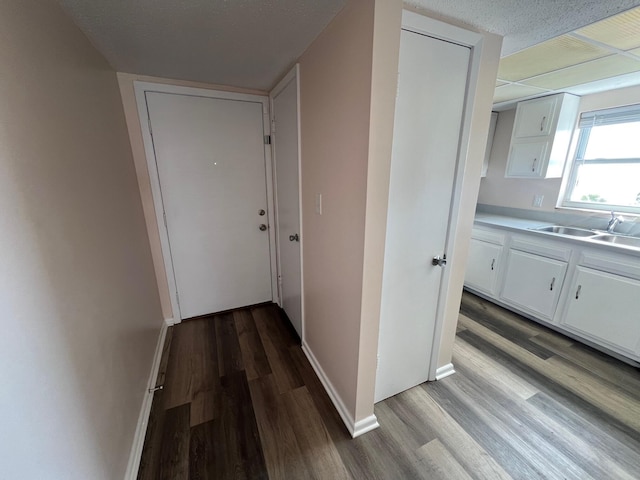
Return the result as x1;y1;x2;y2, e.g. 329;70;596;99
562;103;640;214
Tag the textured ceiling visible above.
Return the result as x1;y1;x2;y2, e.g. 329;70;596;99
406;0;640;56
55;0;640;91
55;0;346;91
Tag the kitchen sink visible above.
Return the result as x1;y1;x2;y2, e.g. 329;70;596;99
534;226;598;237
590;234;640;248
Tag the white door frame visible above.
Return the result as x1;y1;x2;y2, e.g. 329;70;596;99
269;65;305;341
134;81;279;322
400;11;487;381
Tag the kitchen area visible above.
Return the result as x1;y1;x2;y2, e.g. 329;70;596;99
464;7;640;367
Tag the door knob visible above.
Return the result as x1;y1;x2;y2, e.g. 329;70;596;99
289;233;299;242
259;224;267;231
432;254;447;267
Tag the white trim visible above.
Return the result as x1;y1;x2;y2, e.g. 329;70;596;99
399;11;486;382
435;363;456;380
302;342;379;438
269;64;305;342
133;81;279;321
124;320;169;480
353;415;380;437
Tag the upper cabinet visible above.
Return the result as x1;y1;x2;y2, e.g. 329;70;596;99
505;93;580;179
481;112;498;177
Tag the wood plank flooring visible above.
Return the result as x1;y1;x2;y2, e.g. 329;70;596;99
137;293;640;479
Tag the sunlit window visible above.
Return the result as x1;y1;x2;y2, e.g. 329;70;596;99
562;104;640;214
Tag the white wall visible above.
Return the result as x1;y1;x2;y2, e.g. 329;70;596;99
0;1;163;478
478;84;640;213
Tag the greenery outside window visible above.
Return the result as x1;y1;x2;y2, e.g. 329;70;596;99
561;103;640;215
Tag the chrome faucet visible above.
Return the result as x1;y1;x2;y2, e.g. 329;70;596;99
607;211;624;233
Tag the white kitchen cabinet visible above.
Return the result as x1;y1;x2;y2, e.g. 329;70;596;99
505;93;580;179
500;249;567;321
465;238;503;296
561;266;640;355
506;141;548;177
512;95;556;138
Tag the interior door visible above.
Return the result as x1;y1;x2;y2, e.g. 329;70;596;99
145;91;273;319
375;29;471;402
271;69;303;338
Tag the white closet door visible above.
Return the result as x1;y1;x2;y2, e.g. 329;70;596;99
376;29;470;402
272;72;303;338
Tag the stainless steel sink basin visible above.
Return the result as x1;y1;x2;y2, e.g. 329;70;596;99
590;234;640;248
534;226;597;237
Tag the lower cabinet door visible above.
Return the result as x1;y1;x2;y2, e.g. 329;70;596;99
465;239;502;296
500;249;567;320
562;267;640;354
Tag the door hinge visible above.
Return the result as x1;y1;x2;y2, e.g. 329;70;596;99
175;291;180;308
264;135;272;145
163;211;167;228
271;119;276;133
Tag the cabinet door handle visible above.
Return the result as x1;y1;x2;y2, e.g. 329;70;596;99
575;285;582;299
540;116;546;131
550;277;555;291
532;157;537;172
491;259;495;271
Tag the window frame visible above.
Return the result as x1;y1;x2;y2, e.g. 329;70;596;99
560;103;640;215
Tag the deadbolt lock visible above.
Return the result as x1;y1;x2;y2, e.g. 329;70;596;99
259;224;268;231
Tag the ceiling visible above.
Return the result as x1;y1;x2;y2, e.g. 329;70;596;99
55;0;346;91
493;6;640;107
56;0;640;92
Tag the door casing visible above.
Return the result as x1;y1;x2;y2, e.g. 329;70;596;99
134;82;279;322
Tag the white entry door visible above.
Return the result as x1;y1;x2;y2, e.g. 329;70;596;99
375;29;471;402
271;68;303;338
144;90;273;319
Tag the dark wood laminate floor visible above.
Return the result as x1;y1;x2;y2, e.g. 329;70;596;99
137;293;640;479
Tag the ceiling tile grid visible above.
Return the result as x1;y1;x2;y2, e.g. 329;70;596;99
494;5;640;106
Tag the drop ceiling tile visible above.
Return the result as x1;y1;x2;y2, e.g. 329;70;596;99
496;80;508;87
498;34;611;82
521;54;640;90
629;47;640;58
493;84;550;104
576;7;640;50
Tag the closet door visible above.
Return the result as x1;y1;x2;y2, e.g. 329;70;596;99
376;29;470;402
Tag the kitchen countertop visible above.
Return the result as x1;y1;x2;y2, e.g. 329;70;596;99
474;213;640;258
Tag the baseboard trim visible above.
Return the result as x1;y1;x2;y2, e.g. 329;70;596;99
124;319;169;480
301;342;378;438
435;363;455;380
353;414;380;437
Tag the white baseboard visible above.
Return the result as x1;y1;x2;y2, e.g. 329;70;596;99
353;414;380;437
124;319;170;480
301;342;379;438
435;363;455;380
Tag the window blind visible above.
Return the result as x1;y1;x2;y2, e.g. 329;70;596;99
578;103;640;128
